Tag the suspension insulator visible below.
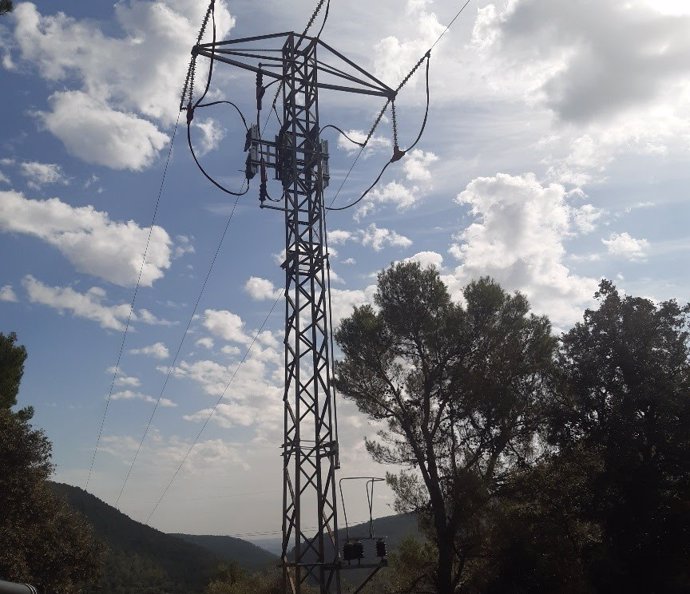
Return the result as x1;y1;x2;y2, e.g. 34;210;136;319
353;541;364;560
376;538;387;558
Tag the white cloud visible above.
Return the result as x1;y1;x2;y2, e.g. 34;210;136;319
12;1;236;168
336;129;390;154
39;91;169;171
450;173;597;326
174;235;195;258
111;390;176;408
572;203;603;234
24;276;132;331
602;232;649;261
203;309;250;344
196;337;215;350
482;0;690;123
129;342;170;360
107;367;141;388
244;277;281;301
183;402;258;429
404;250;443;269
402;149;438;182
23;276;172;330
356;181;418;220
0;190;172;287
359;223;412;251
20;161;67;189
0;170;9;185
328;229;354;245
193;117;225;155
373;0;445;87
331;286;376;328
0;285;18;302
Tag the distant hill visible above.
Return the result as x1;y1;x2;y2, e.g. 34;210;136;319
171;533;278;571
50;482;275;593
251;512;421;557
51;482;420;592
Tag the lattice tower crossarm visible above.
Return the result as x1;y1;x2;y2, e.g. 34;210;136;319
280;33;340;594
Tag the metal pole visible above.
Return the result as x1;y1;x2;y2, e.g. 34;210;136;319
280;33;340;594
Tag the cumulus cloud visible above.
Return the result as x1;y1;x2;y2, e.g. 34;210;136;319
326;225;412;251
244;276;281;301
336;129;391;154
106;367;141;388
23;276;172;331
482;0;690;123
203;309;251;344
356;181;418;220
359;223;412;251
20;161;68;189
0;285;18;302
0;190;172;287
193;117;225;155
402;149;438;182
373;0;445;87
354;150;437;220
174;352;282;432
39;91;169;171
195;337;215;350
129;342;170;360
404;250;444;269
111;390;176;408
602;232;649;261
11;1;235;168
450;173;597;326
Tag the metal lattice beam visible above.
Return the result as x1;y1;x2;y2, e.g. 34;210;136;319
279;34;340;594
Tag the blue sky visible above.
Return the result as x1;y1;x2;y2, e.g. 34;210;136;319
1;0;689;538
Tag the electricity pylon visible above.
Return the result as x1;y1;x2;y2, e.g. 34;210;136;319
191;31;394;593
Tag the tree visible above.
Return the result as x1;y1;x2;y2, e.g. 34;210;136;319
547;280;690;593
0;1;13;16
0;332;27;409
335;263;556;593
0;332;103;592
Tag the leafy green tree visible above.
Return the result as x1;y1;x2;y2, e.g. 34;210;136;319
0;0;13;16
547;280;690;593
0;332;103;592
335;264;556;593
0;332;27;409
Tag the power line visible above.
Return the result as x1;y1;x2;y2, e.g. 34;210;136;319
114;192;243;508
326;0;473;211
85;111;181;492
145;295;281;524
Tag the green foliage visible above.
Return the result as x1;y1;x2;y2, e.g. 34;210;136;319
0;332;27;409
0;0;13;16
52;482;223;593
547;280;690;592
0;409;103;592
335;263;556;593
204;567;318;594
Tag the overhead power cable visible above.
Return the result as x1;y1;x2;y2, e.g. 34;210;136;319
85;111;181;492
114;192;243;508
326;0;473;211
145;295;281;524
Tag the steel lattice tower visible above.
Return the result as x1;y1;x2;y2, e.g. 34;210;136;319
279;33;340;592
191;26;395;594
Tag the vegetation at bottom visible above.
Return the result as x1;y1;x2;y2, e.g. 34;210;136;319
2;262;689;593
335;263;690;593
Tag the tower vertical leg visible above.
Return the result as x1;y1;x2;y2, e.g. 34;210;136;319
280;33;341;594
